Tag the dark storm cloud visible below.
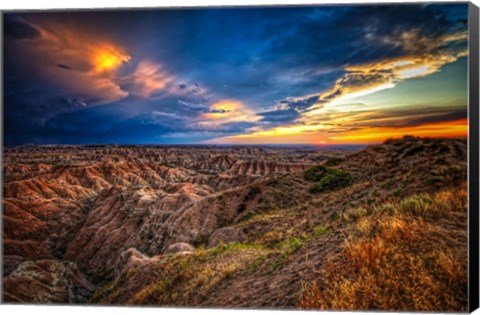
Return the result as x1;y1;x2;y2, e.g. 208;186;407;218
4;15;41;40
258;4;456;69
259;108;301;124
257;94;320;125
364;107;468;128
304;106;468;133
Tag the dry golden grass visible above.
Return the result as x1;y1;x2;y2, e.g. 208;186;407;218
103;243;268;306
299;186;468;312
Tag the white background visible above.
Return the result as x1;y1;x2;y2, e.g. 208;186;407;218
0;0;479;315
0;0;473;10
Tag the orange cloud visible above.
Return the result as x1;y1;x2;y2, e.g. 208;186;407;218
12;18;132;106
10;19;187;105
129;61;173;98
92;45;131;74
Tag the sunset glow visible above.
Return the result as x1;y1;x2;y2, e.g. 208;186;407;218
329;119;468;144
93;47;130;73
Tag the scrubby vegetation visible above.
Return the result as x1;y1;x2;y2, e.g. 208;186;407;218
304;165;330;182
305;165;353;193
299;186;468;311
90;242;269;305
313;226;329;237
309;170;353;193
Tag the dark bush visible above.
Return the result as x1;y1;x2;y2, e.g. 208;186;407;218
400;143;425;159
304;165;329;182
244;186;261;201
237;203;247;213
309;169;353;193
305;165;354;193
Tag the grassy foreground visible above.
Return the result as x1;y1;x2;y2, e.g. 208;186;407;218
299;186;468;311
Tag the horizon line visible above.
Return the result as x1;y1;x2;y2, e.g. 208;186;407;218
3;135;468;148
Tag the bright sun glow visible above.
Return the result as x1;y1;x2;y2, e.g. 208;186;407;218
93;47;130;73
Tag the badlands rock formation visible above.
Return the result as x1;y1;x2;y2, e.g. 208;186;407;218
3;145;340;302
2;138;468;310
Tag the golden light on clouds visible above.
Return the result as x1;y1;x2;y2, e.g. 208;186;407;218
204;100;241;119
317;38;466;108
392;60;414;67
242;124;326;136
130;61;173;98
397;65;431;78
333;82;396;102
31;19;183;101
203;100;257;122
195;99;261;131
93;46;131;73
204;123;330;144
212;28;468;145
17;19;135;105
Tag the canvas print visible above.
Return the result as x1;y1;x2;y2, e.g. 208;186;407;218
1;3;475;312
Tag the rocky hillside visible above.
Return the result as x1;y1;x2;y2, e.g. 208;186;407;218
2;145;340;301
2;137;468;311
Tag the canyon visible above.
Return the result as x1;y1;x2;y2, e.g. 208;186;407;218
2;137;469;310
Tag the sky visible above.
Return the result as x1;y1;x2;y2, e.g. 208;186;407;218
3;4;469;145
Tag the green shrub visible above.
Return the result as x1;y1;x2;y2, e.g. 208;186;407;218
309;169;353;193
287;237;303;252
304;165;330;182
237;211;255;223
247;256;266;273
305;165;353;193
278;237;303;255
314;226;329;237
399;194;433;217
